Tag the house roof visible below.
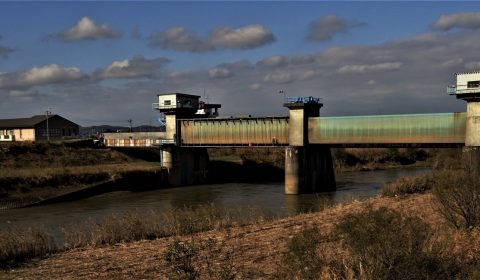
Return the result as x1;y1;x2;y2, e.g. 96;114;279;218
0;114;60;129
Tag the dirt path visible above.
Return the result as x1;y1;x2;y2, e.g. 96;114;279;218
1;194;443;280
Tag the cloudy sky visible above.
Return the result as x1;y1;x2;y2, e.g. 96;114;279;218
0;2;479;126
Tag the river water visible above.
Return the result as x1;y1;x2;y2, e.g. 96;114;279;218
0;167;428;231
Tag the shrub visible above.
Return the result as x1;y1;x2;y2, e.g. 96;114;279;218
433;170;480;229
334;207;458;280
276;227;324;279
164;240;199;280
163;236;239;280
381;173;433;197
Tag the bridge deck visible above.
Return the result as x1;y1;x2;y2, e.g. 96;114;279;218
308;112;466;146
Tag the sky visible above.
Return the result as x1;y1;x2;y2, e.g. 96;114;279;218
0;1;479;127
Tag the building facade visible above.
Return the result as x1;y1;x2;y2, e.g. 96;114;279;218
0;115;79;142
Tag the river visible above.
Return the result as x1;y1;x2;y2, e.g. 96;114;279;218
0;167;428;232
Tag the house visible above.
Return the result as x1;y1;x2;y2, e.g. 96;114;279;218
0;114;79;142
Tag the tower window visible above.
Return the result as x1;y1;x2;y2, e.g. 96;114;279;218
467;81;480;88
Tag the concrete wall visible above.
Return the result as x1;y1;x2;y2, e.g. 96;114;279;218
466;101;480;147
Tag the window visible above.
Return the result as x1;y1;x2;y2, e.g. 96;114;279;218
164;100;171;106
467;81;480;88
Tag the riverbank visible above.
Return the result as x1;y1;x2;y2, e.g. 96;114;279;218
0;143;460;208
0;141;167;208
2;191;479;279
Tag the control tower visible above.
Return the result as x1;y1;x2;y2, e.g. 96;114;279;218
448;71;480;166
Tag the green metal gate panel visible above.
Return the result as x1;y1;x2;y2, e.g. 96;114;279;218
180;117;289;146
308;113;466;145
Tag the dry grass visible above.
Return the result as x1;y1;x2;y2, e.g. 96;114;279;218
0;162;160;179
381;173;434;197
4;193;479;279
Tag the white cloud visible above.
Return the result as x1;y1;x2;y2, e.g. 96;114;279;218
98;55;170;79
249;83;261;91
338;62;402;74
258;55;288;67
148;27;212;52
208;67;233;79
0;64;86;90
263;72;294;84
209;24;275;49
59;17;121;41
308;15;364;41
298;70;315;80
441;58;464;68
148;24;275;52
432;12;480;31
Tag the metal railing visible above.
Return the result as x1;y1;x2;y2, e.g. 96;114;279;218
285;96;322;104
447;85;480;95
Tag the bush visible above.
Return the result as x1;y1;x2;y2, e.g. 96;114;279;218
163;236;239;280
164;240;199;280
334;207;459;280
381;173;433;197
276;227;324;279
433;170;480;229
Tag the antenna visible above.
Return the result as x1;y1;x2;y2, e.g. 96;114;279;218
278;90;287;101
203;88;210;104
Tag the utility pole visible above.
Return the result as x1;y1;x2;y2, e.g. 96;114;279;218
128;119;133;132
45;108;52;142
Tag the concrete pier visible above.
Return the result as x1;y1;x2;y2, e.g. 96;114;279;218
284;98;336;194
463;101;480;170
160;146;209;186
285;146;335;194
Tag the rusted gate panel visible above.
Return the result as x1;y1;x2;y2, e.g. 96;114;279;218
180;117;289;146
309;113;466;145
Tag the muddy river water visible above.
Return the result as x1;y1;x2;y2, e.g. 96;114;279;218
0;167;428;231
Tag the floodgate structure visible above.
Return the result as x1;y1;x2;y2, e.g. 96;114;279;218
104;72;480;194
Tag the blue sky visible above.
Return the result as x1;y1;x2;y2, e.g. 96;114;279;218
1;2;480;126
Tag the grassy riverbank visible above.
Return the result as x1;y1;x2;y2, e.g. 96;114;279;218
2;166;480;279
2;193;479;279
0;142;163;206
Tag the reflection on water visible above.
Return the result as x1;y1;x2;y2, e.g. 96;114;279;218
0;167;428;231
